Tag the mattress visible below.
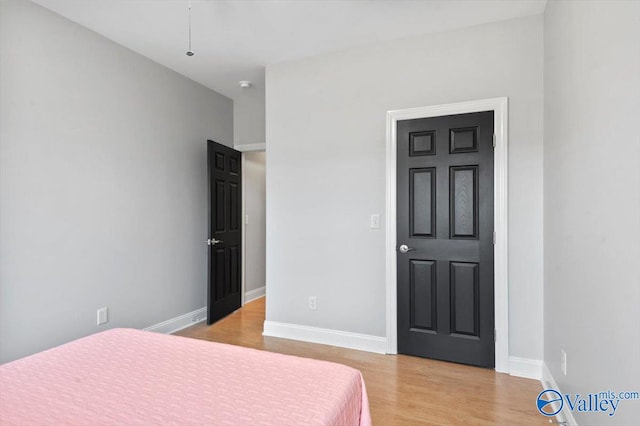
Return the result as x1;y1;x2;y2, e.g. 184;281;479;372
0;328;371;426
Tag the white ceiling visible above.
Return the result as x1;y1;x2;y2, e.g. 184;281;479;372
31;0;547;99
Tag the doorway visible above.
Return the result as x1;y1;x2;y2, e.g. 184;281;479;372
241;150;267;305
207;142;266;323
385;98;509;372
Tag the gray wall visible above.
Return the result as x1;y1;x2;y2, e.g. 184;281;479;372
0;0;233;363
234;72;266;146
543;0;640;424
244;152;266;294
265;15;544;360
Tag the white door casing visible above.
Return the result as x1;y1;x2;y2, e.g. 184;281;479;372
385;97;509;373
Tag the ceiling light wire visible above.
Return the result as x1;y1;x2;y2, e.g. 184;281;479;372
186;0;194;56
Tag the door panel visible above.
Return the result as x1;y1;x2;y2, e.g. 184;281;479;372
215;180;225;232
207;140;242;324
450;261;479;337
450;166;478;239
213;248;225;302
410;259;437;331
229;182;239;231
397;111;494;368
410;168;436;237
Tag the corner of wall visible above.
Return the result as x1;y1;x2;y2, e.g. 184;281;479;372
509;356;543;380
541;363;578;426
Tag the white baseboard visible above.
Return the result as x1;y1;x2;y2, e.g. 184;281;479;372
541;363;578;426
143;307;206;334
245;286;265;304
509;356;543;380
263;321;387;354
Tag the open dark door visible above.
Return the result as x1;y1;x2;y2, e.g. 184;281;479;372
207;140;242;324
397;111;495;368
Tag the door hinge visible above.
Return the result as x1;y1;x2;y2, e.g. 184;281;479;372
493;231;496;245
492;133;496;148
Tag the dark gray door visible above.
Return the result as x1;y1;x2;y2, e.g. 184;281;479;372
207;140;242;324
397;111;495;368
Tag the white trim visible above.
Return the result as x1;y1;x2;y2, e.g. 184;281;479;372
263;321;388;354
542;363;578;426
509;356;542;380
245;286;266;303
143;307;206;334
241;153;247;306
235;143;266;152
385;97;509;373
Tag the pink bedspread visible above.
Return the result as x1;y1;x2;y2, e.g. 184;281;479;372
0;328;371;426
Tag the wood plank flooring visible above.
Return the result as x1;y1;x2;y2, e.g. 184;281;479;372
176;298;547;425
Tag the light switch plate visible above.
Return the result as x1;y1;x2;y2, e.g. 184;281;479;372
370;214;380;229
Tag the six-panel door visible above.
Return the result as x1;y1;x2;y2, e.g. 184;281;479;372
207;140;242;324
397;111;495;368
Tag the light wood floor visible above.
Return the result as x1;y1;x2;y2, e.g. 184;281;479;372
176;298;546;425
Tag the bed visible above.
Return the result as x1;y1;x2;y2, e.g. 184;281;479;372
0;328;371;426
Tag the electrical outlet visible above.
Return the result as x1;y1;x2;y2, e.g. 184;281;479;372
561;349;567;375
97;307;108;326
308;296;317;311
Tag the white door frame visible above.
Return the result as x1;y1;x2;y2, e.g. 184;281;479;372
385;97;509;373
